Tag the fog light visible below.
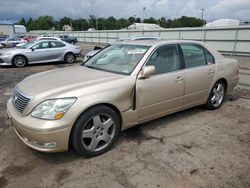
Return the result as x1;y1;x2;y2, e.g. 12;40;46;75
22;135;56;148
43;142;57;148
31;141;57;148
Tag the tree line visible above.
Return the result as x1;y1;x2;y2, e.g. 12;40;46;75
18;15;205;31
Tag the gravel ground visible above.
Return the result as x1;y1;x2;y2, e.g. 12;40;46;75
0;44;250;188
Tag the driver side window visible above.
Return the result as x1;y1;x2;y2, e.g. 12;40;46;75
32;42;49;49
146;44;181;75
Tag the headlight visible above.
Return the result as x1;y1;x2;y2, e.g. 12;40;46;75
3;52;12;56
31;98;76;120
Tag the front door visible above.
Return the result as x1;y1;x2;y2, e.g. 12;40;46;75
136;44;185;122
27;41;50;63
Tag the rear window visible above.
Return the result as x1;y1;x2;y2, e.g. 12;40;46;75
50;41;65;48
204;49;215;64
180;44;207;68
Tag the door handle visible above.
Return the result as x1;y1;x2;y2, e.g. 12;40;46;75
175;76;183;82
208;69;215;74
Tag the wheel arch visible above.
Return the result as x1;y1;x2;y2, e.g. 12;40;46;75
64;51;75;58
215;78;228;92
68;103;123;147
12;54;29;64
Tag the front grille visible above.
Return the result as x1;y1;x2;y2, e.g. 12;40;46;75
12;87;32;113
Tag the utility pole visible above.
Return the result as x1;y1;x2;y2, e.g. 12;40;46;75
200;8;205;20
96;17;98;30
142;7;146;30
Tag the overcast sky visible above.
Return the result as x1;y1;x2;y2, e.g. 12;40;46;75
0;0;250;22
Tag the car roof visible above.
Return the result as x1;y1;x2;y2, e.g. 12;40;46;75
34;39;66;43
113;39;206;47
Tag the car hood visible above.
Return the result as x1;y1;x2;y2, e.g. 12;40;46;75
0;47;27;54
17;65;126;98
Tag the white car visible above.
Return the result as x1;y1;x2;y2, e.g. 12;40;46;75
36;37;61;41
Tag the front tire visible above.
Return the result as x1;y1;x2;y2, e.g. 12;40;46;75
205;81;225;110
64;53;75;64
71;106;120;156
12;55;27;67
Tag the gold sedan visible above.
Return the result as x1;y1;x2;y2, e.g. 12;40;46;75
6;40;239;156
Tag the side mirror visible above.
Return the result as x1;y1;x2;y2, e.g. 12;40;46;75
138;65;156;79
31;47;35;51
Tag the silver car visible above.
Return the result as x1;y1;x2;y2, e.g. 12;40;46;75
0;40;81;67
0;36;25;48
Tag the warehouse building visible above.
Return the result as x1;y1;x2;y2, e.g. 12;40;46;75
0;20;15;35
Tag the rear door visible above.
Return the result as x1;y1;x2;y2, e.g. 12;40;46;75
47;41;66;61
136;44;185;121
180;44;216;108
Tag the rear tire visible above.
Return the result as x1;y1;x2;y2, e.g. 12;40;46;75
71;106;120;156
12;55;27;67
205;81;225;110
64;53;75;64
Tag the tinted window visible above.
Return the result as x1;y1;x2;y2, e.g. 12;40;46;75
146;44;181;75
180;44;206;68
50;41;65;48
204;49;215;64
32;42;49;49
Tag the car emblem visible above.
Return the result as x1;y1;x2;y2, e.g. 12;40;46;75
13;95;18;103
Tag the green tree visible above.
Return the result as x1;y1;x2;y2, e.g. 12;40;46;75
26;17;35;31
117;18;130;29
59;17;72;30
144;17;157;24
135;17;141;23
19;17;26;26
96;18;106;30
35;16;54;30
128;16;136;24
105;16;117;30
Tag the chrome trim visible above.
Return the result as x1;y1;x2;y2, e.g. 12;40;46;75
12;87;32;113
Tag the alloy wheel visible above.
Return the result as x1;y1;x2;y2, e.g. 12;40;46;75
81;114;115;152
211;82;225;107
66;54;74;63
13;56;27;67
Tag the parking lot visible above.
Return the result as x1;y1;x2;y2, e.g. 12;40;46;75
0;43;250;188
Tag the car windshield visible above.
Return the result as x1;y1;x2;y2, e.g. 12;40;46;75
18;42;35;49
83;44;150;75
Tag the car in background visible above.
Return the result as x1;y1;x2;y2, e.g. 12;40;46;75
36;36;61;41
22;35;37;42
59;35;77;44
0;35;9;42
0;36;26;48
0;40;81;67
82;36;161;62
6;40;239;156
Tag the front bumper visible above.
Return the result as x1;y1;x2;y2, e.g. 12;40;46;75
6;99;72;153
0;55;12;66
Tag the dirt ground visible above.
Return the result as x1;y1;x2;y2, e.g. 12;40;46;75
0;47;250;188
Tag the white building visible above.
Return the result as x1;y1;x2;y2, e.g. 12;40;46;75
62;25;72;31
0;20;14;35
124;23;164;30
14;25;27;34
205;19;240;27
